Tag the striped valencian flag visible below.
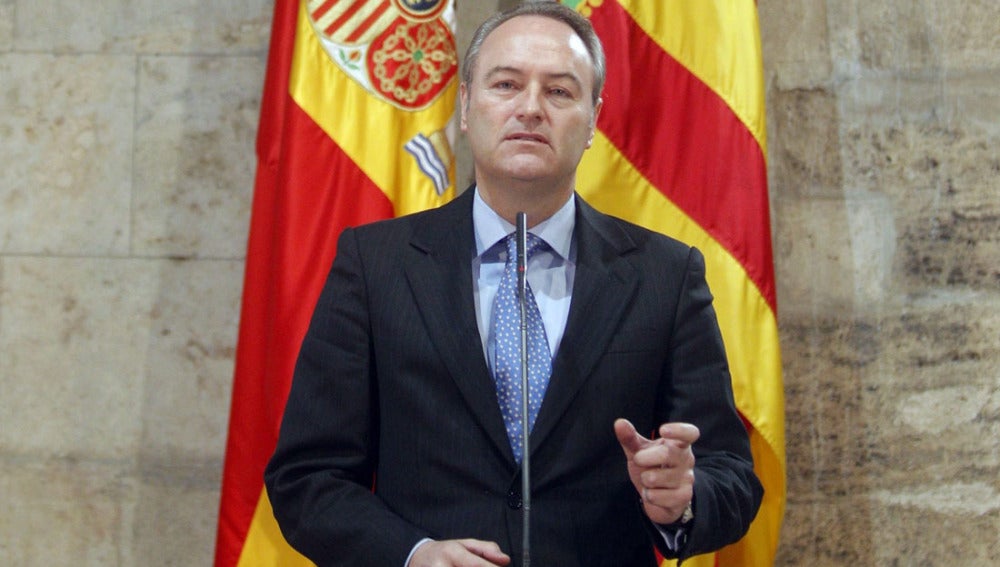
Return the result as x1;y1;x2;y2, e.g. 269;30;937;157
563;1;787;565
213;1;458;565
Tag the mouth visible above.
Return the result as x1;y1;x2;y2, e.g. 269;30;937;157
505;132;549;145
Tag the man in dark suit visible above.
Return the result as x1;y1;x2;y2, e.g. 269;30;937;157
264;3;762;566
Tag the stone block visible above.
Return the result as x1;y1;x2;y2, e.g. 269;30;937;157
780;316;879;497
0;257;158;458
0;458;135;566
129;462;223;566
923;1;1000;70
776;495;876;566
867;491;1000;564
948;69;1000;137
897;210;1000;293
782;297;1000;483
13;1;272;54
137;259;240;460
773;194;895;315
868;293;1000;384
893;144;1000;292
823;1;863;76
854;2;936;71
0;1;12;51
863;297;1000;477
780;489;1000;565
0;53;133;256
767;87;842;198
838;75;1000;293
0;256;241;460
838;70;1000;135
132;55;261;259
838;74;944;127
759;0;832;89
825;1;1000;75
780;301;1000;563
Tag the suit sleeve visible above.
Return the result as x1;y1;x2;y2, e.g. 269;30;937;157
658;246;764;560
263;228;427;567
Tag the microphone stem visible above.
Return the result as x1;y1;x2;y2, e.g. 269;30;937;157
515;212;531;567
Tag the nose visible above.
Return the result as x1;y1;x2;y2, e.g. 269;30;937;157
516;85;543;123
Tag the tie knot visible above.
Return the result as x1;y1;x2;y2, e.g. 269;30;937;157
504;232;545;264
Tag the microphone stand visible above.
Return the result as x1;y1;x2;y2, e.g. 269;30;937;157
515;212;531;567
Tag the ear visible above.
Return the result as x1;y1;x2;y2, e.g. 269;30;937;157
586;97;603;148
459;82;469;132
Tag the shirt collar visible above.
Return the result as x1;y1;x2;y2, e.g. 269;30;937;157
473;187;575;261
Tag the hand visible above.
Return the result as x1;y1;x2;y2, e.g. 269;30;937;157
614;418;698;525
408;539;511;567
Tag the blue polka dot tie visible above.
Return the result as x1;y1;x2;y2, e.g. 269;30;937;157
490;233;552;463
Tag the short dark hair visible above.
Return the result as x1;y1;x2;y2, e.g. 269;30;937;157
461;1;606;106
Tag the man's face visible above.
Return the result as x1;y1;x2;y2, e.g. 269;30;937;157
460;15;601;192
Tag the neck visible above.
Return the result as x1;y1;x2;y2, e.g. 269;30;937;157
476;178;573;229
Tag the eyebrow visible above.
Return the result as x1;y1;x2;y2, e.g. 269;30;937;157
483;65;584;91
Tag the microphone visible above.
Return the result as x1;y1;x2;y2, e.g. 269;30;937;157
515;211;531;567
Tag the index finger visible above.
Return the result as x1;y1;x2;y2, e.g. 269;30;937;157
614;418;656;456
658;422;700;446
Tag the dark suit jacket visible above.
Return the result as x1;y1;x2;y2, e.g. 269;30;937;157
264;190;762;567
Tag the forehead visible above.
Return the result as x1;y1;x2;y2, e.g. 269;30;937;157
476;15;594;81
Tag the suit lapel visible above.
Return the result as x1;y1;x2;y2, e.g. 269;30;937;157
402;191;516;464
530;198;640;455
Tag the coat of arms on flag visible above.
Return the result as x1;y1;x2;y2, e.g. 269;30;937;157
306;0;456;194
307;0;456;110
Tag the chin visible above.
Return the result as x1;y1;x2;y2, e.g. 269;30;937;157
505;170;554;185
501;158;553;180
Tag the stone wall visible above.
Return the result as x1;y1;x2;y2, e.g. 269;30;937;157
0;1;272;564
763;0;1000;564
0;1;997;565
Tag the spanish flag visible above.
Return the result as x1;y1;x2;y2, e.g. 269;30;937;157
568;0;786;565
213;1;458;565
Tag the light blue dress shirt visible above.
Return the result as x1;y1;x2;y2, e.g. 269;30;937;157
472;188;577;365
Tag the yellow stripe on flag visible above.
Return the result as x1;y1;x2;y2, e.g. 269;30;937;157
620;0;767;156
237;491;314;567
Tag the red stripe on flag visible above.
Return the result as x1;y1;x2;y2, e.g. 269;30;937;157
591;2;776;310
213;91;393;567
311;0;338;22
212;0;299;559
345;1;392;43
324;0;369;37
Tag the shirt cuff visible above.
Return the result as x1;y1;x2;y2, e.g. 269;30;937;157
405;538;433;567
656;523;690;551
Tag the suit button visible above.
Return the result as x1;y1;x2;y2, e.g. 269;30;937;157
507;490;522;509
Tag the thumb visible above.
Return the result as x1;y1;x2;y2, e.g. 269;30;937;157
614;418;652;457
